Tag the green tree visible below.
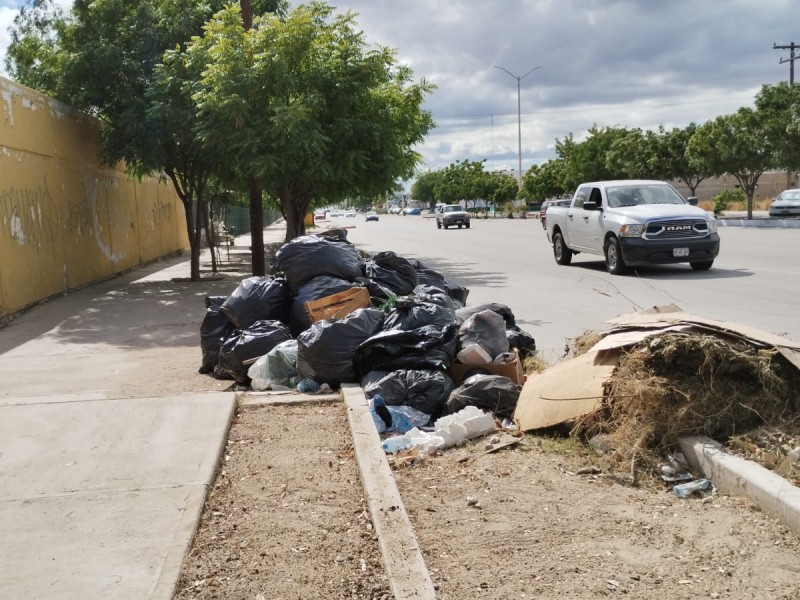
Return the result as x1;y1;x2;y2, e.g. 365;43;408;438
520;159;567;200
654;124;710;196
4;0;69;97
556;126;630;191
687;109;773;219
190;2;435;242
412;170;443;209
755;82;800;175
7;0;288;281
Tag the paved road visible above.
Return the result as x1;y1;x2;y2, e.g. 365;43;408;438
341;214;800;363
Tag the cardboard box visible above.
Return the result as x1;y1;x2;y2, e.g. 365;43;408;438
305;287;371;323
448;349;524;387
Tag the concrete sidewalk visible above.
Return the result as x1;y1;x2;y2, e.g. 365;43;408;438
0;223;287;599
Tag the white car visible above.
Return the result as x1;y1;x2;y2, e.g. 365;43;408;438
769;189;800;218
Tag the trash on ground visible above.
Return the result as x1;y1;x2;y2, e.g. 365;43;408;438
673;478;713;498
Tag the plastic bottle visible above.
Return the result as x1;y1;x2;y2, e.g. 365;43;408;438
673;478;712;498
381;434;411;453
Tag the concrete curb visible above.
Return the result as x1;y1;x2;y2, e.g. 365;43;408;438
341;383;436;600
717;218;800;228
679;436;800;536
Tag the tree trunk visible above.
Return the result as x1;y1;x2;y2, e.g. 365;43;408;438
248;175;266;276
240;0;253;30
203;200;218;273
283;191;310;242
192;194;204;279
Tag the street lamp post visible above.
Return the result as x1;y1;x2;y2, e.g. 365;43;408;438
494;65;542;189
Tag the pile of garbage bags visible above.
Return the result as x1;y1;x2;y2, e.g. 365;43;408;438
199;229;534;433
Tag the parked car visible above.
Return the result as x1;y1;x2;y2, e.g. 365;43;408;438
769;189;800;218
403;207;422;215
345;210;356;218
388;206;402;214
539;199;571;229
365;211;379;222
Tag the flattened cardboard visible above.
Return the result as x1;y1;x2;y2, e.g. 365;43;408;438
514;350;617;432
448;349;524;387
607;305;800;350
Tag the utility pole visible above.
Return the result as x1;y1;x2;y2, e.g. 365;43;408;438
774;43;799;189
494;65;542;189
774;42;798;84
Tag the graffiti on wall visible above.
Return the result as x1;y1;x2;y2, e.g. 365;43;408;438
82;174;123;262
0;176;59;253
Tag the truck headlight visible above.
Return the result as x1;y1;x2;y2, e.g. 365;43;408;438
619;224;645;237
708;219;718;233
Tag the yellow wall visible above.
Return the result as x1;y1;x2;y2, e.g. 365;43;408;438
0;77;188;321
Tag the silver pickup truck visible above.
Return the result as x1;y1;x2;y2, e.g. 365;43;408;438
436;204;471;229
545;180;720;274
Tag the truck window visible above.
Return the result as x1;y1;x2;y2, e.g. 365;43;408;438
573;188;589;209
589;188;602;206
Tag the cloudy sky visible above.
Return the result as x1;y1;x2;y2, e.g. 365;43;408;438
2;0;798;180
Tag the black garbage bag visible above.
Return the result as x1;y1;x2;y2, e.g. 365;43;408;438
459;309;509;358
297;308;385;385
365;251;419;296
289;275;359;336
507;326;537;359
220;276;291;330
455;303;517;328
355;324;459;374
383;294;456;331
408;258;470;305
218;320;293;384
365;279;396;304
200;296;236;374
274;233;363;292
413;284;456;311
360;369;391;392
444;374;521;419
360;369;455;416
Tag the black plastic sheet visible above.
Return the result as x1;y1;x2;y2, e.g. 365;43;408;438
507;326;537;359
200;296;236;374
355;324;459;374
220;276;291;330
296;308;385;385
444;374;521;419
218;320;293;384
361;369;455;416
383;294;456;332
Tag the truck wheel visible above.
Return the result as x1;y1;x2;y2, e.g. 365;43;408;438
444;224;449;229
604;236;628;275
690;260;714;271
553;231;573;265
458;223;462;229
437;221;441;229
465;222;471;229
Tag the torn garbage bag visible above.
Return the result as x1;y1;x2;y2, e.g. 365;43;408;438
247;339;299;391
507;326;537;359
355;324;459;374
290;275;359;336
218;320;293;384
274;233;363;292
360;369;455;416
365;251;419;296
200;296;236;374
455;303;517;328
296;308;385;385
220;276;291;330
458;309;509;358
444;374;521;420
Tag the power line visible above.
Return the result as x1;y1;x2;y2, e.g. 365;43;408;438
774;42;798;84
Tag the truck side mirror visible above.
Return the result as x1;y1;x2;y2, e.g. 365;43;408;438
582;200;598;210
687;197;698;206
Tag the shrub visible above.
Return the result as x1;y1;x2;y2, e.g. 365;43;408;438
712;188;747;216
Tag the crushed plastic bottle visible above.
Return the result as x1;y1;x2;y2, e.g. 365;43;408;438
673;478;712;498
381;434;411;453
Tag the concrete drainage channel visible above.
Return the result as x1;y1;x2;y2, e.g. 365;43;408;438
232;388;800;599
